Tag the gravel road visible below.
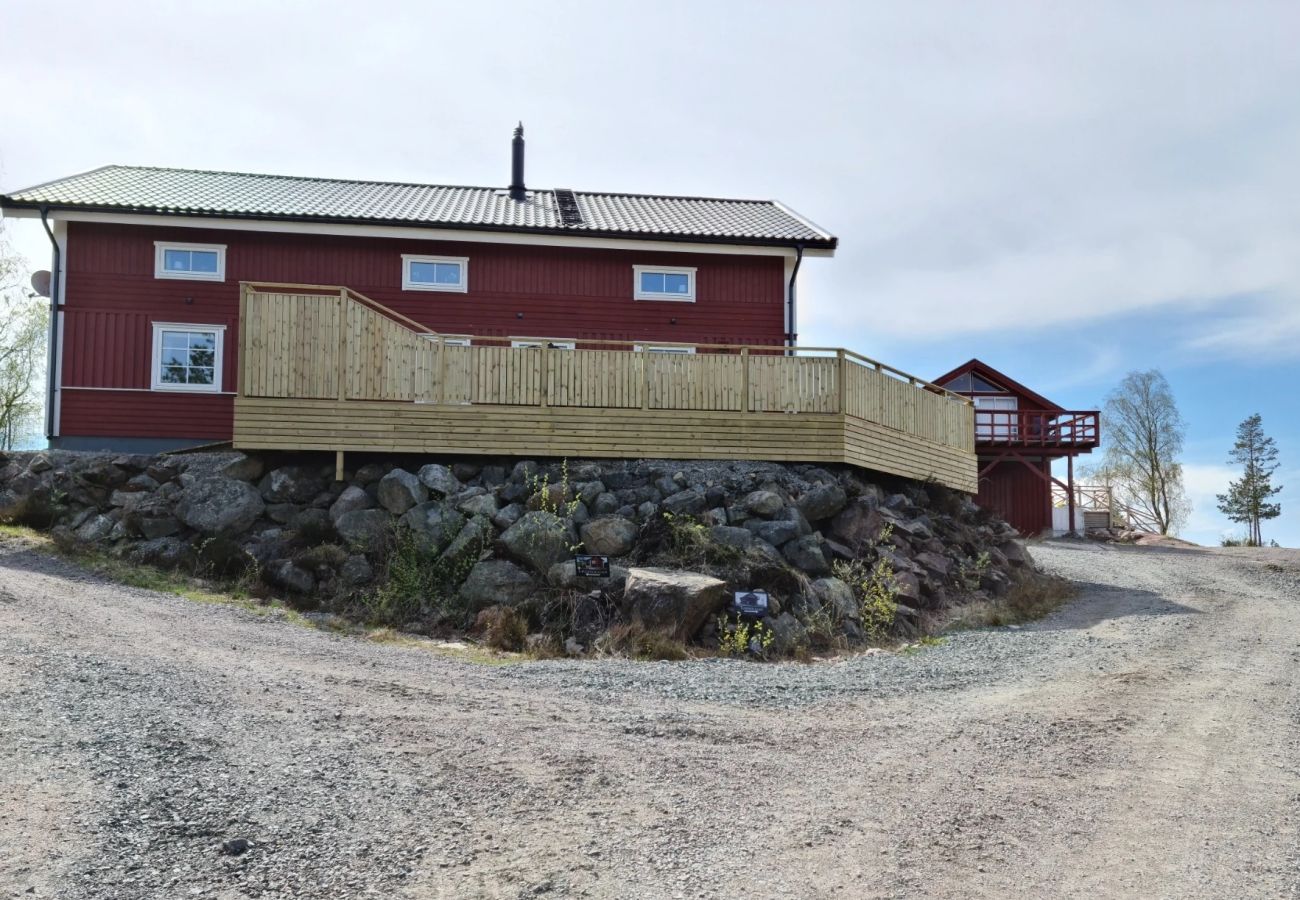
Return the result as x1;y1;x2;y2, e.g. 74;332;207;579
3;536;1300;899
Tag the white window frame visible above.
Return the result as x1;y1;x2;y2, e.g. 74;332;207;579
403;254;469;292
154;241;226;282
634;344;696;354
150;322;225;393
422;334;471;346
511;340;576;350
633;265;696;302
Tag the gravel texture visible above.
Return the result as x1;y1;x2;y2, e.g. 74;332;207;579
3;536;1300;898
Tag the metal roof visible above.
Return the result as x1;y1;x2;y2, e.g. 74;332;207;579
1;164;837;249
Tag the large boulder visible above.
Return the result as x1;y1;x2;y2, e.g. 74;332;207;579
547;559;630;593
265;559;315;594
796;482;847;521
418;463;462;497
579;516;639;557
661;489;707;517
75;513;116;543
128;537;194;571
459;559;537;610
334;509;392;552
219;454;264;482
500;511;575;573
400;501;465;553
746;518;801;548
810;577;858;621
766;612;809;656
376;469;427;514
329;485;373;522
623;567;729;639
258;465;327;504
783;534;830;575
830;502;886;551
743;490;785;518
175;477;265;536
708;525;754;552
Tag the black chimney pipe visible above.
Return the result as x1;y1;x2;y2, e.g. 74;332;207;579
509;123;526;201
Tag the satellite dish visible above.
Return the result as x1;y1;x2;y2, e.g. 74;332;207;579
30;271;51;298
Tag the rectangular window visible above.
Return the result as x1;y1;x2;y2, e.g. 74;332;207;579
151;323;225;392
154;242;226;281
403;255;469;292
511;340;576;350
633;265;696;302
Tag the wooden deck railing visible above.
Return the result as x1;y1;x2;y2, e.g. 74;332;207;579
234;283;978;489
974;409;1100;448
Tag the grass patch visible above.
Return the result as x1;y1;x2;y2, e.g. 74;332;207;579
596;622;691;661
900;635;947;655
945;574;1076;630
0;522;311;626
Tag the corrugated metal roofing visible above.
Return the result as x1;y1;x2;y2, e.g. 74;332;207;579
1;164;836;248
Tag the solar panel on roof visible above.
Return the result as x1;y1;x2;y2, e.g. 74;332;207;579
553;188;585;227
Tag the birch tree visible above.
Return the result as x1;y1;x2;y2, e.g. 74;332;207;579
1100;369;1190;535
0;233;48;450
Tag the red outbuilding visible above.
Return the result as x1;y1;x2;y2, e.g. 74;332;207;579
934;359;1100;536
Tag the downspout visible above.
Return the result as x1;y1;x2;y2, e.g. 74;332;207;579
786;242;805;348
39;207;60;441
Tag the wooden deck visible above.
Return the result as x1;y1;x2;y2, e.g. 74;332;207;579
232;284;979;492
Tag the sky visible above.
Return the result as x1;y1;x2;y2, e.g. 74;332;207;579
1;1;1297;546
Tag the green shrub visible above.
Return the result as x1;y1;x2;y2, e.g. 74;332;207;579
362;526;484;628
715;614;775;658
660;512;740;568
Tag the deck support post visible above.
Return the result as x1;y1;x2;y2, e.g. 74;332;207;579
1066;453;1077;537
335;449;345;483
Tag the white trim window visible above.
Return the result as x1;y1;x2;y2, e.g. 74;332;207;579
154;242;226;281
422;334;471;346
403;255;469;292
151;323;225;392
634;344;696;354
633;265;696;302
511;340;576;350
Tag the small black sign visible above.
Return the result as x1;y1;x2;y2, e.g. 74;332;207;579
731;590;770;617
575;554;611;578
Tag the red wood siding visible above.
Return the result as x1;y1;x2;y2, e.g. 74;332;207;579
60;390;233;440
58;221;788;441
976;459;1052;536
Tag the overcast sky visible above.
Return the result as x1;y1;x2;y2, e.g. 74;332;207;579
2;1;1297;545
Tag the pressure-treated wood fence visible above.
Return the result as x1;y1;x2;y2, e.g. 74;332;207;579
234;283;978;491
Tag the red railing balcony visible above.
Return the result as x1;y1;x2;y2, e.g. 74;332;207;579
975;409;1099;449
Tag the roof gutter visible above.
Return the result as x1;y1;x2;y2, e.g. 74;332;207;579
38;207;60;440
786;243;805;348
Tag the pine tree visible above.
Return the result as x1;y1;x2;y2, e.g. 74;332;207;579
1216;414;1283;546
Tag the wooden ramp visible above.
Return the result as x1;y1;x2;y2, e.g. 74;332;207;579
233;283;978;493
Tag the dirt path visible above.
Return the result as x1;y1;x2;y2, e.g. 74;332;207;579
2;537;1300;899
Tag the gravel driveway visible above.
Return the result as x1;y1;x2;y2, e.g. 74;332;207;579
3;536;1300;899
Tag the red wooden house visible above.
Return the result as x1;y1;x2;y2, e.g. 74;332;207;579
1;127;837;452
934;359;1100;535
